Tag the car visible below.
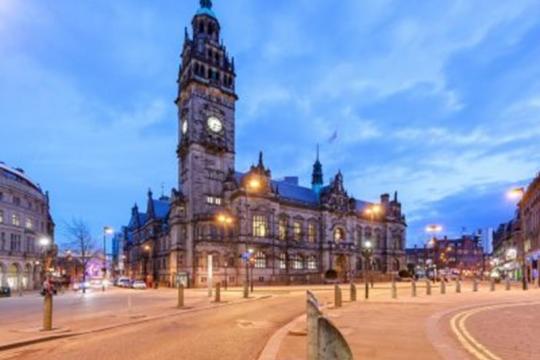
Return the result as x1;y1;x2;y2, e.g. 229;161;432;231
131;280;147;290
116;278;131;288
73;281;90;291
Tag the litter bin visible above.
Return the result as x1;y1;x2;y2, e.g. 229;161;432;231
0;287;11;298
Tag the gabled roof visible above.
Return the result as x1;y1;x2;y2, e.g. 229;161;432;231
153;198;170;220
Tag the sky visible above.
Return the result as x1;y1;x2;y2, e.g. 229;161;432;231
1;0;539;249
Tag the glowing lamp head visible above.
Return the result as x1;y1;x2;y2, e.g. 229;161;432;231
39;237;51;247
104;226;114;235
248;248;254;254
425;224;443;234
507;188;525;201
364;240;372;249
247;177;262;191
144;245;151;252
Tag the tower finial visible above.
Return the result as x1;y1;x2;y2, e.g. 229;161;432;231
258;151;264;167
200;0;212;9
316;143;320;161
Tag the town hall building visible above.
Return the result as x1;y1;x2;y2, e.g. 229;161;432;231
123;0;407;287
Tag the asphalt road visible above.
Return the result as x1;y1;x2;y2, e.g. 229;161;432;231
0;289;334;360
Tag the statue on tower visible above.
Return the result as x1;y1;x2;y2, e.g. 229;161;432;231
200;0;212;9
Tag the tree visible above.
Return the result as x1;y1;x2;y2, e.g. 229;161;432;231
64;219;97;294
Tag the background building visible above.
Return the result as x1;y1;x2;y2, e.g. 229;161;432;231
0;162;54;290
521;172;540;280
406;233;485;277
123;1;407;288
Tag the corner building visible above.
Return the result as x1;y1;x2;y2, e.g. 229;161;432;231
123;1;407;287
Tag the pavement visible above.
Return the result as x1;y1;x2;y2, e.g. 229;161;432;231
271;281;540;360
1;282;539;360
0;286;270;351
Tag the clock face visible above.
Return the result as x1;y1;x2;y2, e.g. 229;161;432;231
181;120;188;135
207;116;223;133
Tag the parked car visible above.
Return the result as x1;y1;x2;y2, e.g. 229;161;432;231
116;278;131;288
131;280;147;290
73;281;90;291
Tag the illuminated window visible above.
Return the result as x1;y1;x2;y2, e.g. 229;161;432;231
0;210;3;224
206;196;214;205
254;251;266;269
278;218;287;241
252;215;267;237
293;221;302;241
291;254;304;270
215;197;222;205
307;256;317;270
25;218;33;229
308;223;317;243
279;253;286;269
333;228;345;242
12;214;20;226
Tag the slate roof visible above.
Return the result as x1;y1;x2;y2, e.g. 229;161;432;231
153;198;171;220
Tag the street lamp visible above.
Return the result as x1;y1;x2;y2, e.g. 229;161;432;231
506;187;528;290
361;240;374;299
102;226;114;292
216;212;234;290
425;225;442;282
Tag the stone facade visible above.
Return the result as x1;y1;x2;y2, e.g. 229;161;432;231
0;162;54;290
123;1;407;288
521;172;540;277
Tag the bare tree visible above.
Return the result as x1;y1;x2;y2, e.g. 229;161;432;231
64;219;97;294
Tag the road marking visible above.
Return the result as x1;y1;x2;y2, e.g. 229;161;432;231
450;301;540;360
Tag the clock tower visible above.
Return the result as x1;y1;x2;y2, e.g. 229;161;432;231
176;0;237;217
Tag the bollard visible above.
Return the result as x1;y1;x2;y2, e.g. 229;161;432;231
411;280;417;297
364;281;369;300
307;291;322;360
43;293;53;331
473;278;478;292
215;282;221;303
350;283;357;302
440;280;446;295
426;280;432;296
490;278;495;292
334;285;342;308
177;283;185;308
391;278;397;299
506;277;511;291
456;279;461;293
317;317;353;360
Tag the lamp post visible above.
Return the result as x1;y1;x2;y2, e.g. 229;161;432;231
143;244;151;286
361;240;373;299
426;225;442;282
102;226;114;292
506;187;528;290
216;212;234;290
243;174;261;296
39;237;54;331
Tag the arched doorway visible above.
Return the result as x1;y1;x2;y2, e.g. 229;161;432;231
24;263;33;290
335;255;348;281
393;258;400;272
7;263;21;290
0;262;6;287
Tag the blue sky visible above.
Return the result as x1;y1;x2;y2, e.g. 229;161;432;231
1;0;539;248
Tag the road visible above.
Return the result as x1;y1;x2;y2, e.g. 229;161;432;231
0;288;334;360
2;283;540;360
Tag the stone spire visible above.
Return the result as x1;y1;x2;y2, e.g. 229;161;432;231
147;189;155;219
312;144;323;195
200;0;213;8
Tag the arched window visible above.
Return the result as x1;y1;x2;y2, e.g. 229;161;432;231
278;218;287;241
199;22;204;34
278;253;286;269
254;251;266;269
333;227;345;243
291;254;304;270
307;256;317;270
307;223;317;243
252;215;267;238
293;221;302;241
